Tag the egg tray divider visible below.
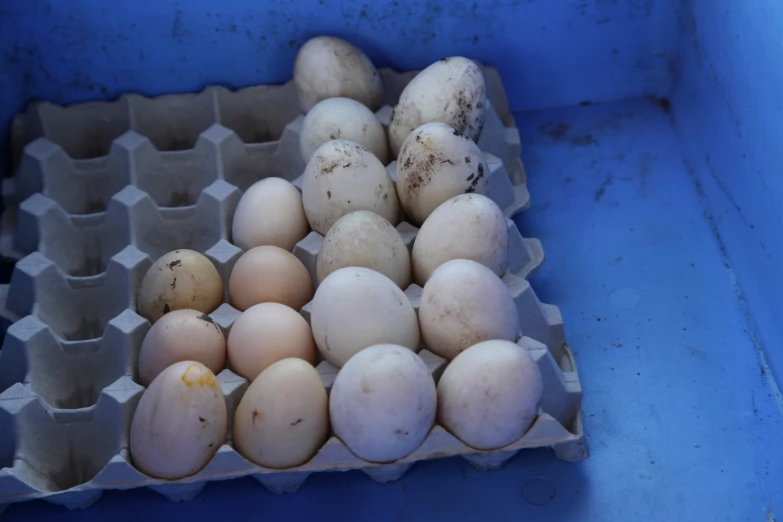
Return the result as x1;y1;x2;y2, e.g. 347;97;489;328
0;66;585;511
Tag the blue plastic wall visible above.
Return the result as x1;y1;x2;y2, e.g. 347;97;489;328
0;0;679;178
672;0;783;387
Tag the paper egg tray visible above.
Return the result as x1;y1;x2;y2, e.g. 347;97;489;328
0;66;586;511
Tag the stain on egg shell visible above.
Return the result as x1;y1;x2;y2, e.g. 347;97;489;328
389;57;486;157
129;361;227;480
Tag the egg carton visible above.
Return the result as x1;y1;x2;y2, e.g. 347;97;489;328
0;274;583;511
0;66;583;511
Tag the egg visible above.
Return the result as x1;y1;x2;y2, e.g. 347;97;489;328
317;210;411;289
389;57;486;157
227;302;317;381
137;309;226;386
231;177;309;252
137;249;223;323
299;97;388;165
301;140;400;235
310;267;419;367
233;358;328;469
419;259;520;360
412;193;508;286
129;361;227;479
294;36;384;113
228;246;313;311
437;340;543;450
395;122;490;226
329;344;436;463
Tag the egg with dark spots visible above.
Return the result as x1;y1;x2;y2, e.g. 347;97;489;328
412;193;508;286
395;122;489;226
137;250;223;324
130;361;227;479
389;57;486;157
329;344;436;463
294;36;384;112
234;358;329;469
302;140;400;235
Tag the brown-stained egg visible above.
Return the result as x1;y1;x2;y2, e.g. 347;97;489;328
137;249;223;324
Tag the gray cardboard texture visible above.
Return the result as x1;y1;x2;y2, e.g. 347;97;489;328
0;66;585;511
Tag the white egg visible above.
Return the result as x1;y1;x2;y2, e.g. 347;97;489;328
412;193;508;286
329;344;436;463
437;340;543;450
317;210;411;289
419;259;520;360
396;122;490;225
231;177;309;252
310;267;419;367
300;97;388;165
129;361;227;480
138;309;226;386
294;36;384;113
389;57;486;157
301;140;400;236
137;250;223;324
234;358;329;469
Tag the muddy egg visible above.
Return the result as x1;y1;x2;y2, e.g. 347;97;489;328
389;57;486;157
300;97;388;165
412;193;508;286
302;140;400;236
137;249;223;324
438;340;543;450
317;210;411;289
419;259;520;360
294;36;384;113
234;358;329;469
311;267;419;367
232;177;309;252
330;344;436;463
228;246;313;311
396;122;489;226
227;302;317;381
138;309;226;386
130;361;227;480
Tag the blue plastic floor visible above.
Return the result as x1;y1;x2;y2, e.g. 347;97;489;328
4;97;782;521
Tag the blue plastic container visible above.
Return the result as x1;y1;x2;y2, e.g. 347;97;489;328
1;0;782;520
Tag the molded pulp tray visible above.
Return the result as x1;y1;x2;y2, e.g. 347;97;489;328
0;66;585;511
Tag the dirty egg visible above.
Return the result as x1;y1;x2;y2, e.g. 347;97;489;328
317;210;411;289
232;177;309;252
300;97;389;165
129;361;227;480
412;193;508;286
329;344;436;463
389;56;486;157
137;249;223;324
294;36;384;113
418;259;520;360
438;340;543;450
228;246;313;311
301;140;400;236
395;121;490;226
228;302;317;381
138;309;226;386
310;267;419;368
234;358;329;469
